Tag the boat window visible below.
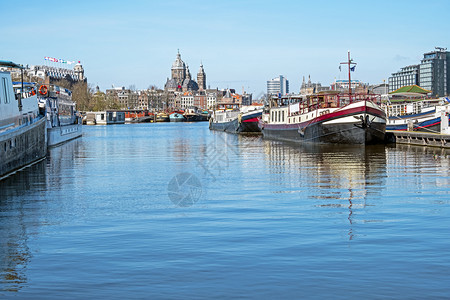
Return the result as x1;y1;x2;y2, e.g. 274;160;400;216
2;78;9;104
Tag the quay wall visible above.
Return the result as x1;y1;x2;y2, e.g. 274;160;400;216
387;131;450;148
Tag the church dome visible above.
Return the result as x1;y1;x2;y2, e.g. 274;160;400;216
172;52;186;70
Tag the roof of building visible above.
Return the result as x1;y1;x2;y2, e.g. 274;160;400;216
165;78;179;90
182;78;199;91
389;85;431;95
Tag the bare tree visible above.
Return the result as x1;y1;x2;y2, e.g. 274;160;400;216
72;81;93;111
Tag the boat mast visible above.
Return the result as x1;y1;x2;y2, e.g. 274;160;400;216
340;51;356;102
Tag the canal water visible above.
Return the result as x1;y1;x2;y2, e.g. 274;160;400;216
1;123;449;299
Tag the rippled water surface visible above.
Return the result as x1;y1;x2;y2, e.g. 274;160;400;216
1;123;449;299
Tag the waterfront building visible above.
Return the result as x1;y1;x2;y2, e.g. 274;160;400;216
331;79;368;93
207;93;217;109
106;87;139;109
221;89;234;104
9;63;86;85
194;92;207;108
419;48;449;97
300;75;329;95
388;65;420;93
218;89;247;106
388;47;450;97
181;92;195;108
164;51;205;93
138;90;149;109
267;75;289;96
241;92;253;106
369;83;389;96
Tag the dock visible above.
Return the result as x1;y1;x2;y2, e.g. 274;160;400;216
386;131;450;148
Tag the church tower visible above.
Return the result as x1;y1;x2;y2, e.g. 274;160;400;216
186;65;192;80
197;63;206;90
171;50;186;85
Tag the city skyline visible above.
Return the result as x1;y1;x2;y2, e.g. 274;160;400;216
1;0;449;96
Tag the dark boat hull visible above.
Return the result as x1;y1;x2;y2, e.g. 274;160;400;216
261;102;386;144
1;117;47;179
209;110;262;134
262;121;386;144
185;114;208;122
156;116;170;122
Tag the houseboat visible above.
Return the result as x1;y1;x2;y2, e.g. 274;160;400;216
155;112;170;122
209;103;263;133
84;111;125;125
184;106;208;122
124;110;155;123
259;92;386;144
259;53;386;144
36;84;82;147
0;60;47;179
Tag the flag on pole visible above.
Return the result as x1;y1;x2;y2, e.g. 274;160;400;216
44;56;80;65
350;66;356;72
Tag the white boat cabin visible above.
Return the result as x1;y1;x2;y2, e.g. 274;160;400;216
0;67;39;133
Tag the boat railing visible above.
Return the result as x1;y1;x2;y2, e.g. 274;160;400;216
282;92;381;117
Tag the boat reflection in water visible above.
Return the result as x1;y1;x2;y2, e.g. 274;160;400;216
0;138;81;293
262;140;387;239
0;161;46;293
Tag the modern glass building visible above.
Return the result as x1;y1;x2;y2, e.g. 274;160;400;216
389;47;450;96
419;48;449;97
267;75;289;96
388;65;419;93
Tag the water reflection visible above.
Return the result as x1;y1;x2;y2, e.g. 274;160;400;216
46;138;83;189
387;144;450;192
0;139;81;293
263;141;387;239
0;162;46;292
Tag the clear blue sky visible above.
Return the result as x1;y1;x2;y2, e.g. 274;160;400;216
1;0;449;96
